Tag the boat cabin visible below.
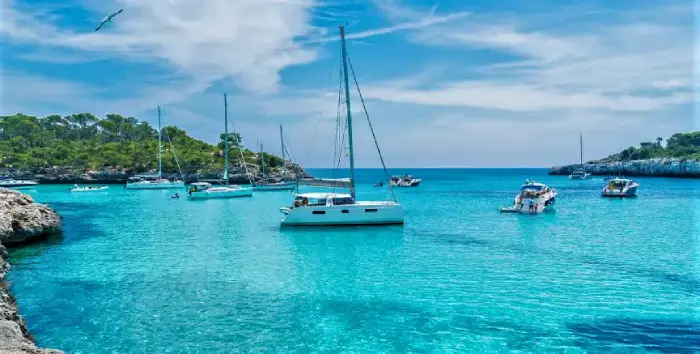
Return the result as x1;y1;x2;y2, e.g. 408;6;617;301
188;182;212;193
292;193;355;207
519;181;550;198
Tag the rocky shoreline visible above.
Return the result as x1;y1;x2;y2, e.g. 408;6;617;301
549;158;700;178
0;188;63;354
1;164;310;185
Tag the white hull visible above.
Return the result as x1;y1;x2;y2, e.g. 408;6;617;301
254;183;295;191
188;186;253;199
70;186;109;192
602;185;638;197
280;201;404;226
500;189;557;214
125;180;185;189
0;180;38;188
569;173;592;180
389;180;421;187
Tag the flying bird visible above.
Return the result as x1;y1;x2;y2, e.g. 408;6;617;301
94;9;123;32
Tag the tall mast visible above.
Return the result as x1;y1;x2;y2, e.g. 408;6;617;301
279;125;286;181
579;133;583;166
260;144;266;180
224;94;229;187
340;25;356;200
157;106;162;178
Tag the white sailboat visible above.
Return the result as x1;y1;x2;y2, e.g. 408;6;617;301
125;106;185;189
279;25;404;226
569;133;592;180
187;94;253;200
254;126;295;191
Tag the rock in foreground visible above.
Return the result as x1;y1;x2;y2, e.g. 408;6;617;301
0;189;61;245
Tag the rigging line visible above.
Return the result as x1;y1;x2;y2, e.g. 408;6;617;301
346;55;398;203
159;118;185;181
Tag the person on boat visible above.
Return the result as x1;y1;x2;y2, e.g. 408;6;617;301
172;193;180;199
301;197;309;206
528;199;535;214
293;199;301;208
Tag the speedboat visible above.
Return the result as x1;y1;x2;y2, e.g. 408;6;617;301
0;177;38;188
602;178;639;197
569;168;592;180
125;175;184;189
70;184;108;192
499;180;557;214
389;175;422;187
280;192;403;226
187;182;252;199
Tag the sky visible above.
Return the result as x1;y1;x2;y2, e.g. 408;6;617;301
0;0;696;168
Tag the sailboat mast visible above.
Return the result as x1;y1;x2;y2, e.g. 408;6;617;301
224;94;229;187
279;125;286;181
157;106;162;178
579;133;583;166
260;144;266;180
340;25;356;199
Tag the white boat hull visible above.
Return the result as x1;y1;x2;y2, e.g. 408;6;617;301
188;187;253;199
0;180;38;188
70;186;109;192
569;173;592;180
500;192;557;214
254;183;295;191
125;180;185;189
389;179;421;187
280;201;404;226
602;185;638;197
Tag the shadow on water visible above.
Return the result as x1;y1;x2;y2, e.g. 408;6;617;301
568;318;700;353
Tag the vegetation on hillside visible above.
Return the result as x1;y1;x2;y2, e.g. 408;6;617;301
0;113;284;175
601;131;700;162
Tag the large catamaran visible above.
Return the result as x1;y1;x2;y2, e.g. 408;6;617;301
187;94;253;200
125;106;185;189
279;25;404;226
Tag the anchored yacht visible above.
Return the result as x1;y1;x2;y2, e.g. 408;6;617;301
499;180;558;214
602;177;639;197
0;177;38;188
389;175;422;187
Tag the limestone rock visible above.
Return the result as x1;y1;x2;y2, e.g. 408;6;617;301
0;189;61;245
549;158;700;178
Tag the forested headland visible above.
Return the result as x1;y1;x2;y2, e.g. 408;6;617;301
0;113;300;182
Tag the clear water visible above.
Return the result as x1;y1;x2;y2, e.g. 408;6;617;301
7;169;700;353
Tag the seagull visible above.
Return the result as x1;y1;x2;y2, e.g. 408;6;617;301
94;9;123;32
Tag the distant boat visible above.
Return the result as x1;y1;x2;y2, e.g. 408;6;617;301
602;177;639;197
253;125;295;191
389;175;421;187
279;26;403;226
0;176;38;188
187;94;253;200
569;133;592;180
70;184;108;192
125;106;185;190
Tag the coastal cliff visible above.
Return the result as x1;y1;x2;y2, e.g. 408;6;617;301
550;132;700;178
0;188;62;354
549;158;700;178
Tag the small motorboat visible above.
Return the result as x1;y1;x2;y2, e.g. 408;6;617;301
187;182;253;199
602;178;639;197
499;180;557;214
569;168;592;180
389;175;421;187
70;184;109;192
0;176;38;188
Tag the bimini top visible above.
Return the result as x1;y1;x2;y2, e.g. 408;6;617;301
521;180;548;190
294;192;352;199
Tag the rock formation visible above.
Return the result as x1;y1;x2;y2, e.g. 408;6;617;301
0;188;63;353
549;158;700;178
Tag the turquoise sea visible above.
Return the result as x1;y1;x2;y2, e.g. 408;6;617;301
7;169;700;353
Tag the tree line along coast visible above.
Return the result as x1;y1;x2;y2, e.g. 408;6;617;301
549;131;700;178
0;113;308;184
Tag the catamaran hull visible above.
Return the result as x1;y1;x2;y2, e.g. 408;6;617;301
254;183;295;191
280;203;404;226
125;181;185;189
188;188;253;199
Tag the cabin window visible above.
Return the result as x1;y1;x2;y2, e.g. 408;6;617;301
341;210;349;214
312;210;326;215
365;208;378;213
333;197;354;205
